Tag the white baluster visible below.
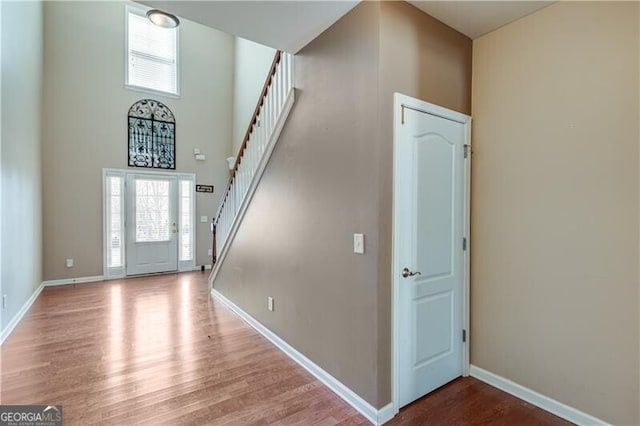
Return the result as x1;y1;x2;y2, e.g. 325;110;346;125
248;135;255;178
266;91;273;144
273;74;278;122
246;138;253;182
280;61;285;109
246;144;251;191
288;54;293;91
229;183;234;219
252;134;259;173
267;86;274;137
287;53;292;85
283;54;289;95
258;108;265;155
253;130;259;171
233;171;238;212
283;60;287;102
241;160;248;199
273;65;279;114
250;133;256;175
240;154;246;200
221;208;226;244
277;63;283;111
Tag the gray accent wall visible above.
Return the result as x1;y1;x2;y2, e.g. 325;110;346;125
231;38;277;155
41;1;235;279
1;1;44;330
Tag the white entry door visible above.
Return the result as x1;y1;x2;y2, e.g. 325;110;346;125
126;173;178;275
395;95;469;408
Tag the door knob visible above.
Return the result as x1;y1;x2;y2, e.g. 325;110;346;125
402;268;421;278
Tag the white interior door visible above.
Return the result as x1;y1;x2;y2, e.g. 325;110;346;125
126;173;178;275
395;97;468;408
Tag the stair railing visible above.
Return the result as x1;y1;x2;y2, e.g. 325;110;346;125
212;50;293;265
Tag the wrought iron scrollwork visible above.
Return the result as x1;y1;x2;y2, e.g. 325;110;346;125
128;99;176;169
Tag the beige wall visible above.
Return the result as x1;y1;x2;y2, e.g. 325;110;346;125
1;1;43;329
231;38;276;155
214;1;472;407
42;1;234;279
215;2;382;405
471;2;639;424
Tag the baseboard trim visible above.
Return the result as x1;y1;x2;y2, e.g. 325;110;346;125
42;275;104;287
0;282;44;346
211;288;393;425
377;403;395;425
469;365;609;426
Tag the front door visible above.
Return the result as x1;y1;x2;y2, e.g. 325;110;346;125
125;173;178;275
396;97;467;407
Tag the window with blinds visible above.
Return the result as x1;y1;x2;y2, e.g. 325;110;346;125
126;7;179;96
179;180;193;261
107;176;124;268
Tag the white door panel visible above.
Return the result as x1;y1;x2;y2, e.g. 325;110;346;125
397;104;466;408
126;174;178;275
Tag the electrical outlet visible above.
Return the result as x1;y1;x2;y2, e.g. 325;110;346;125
66;258;74;268
207;249;213;256
267;296;274;312
200;216;208;223
2;295;6;309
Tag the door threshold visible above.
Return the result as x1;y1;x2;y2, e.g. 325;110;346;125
125;270;180;279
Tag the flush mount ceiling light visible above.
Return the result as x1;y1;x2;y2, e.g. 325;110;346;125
146;9;180;28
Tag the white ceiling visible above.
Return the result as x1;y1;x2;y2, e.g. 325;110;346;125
137;1;553;53
407;1;552;39
136;1;359;53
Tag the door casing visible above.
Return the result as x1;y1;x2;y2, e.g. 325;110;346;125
391;93;471;414
102;168;196;279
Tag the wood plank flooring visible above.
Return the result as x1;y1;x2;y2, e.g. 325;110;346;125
387;378;571;426
0;272;570;425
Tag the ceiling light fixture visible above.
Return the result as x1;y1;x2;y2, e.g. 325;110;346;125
146;9;180;29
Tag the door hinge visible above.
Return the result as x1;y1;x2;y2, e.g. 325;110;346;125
462;329;467;342
464;144;470;158
463;237;467;251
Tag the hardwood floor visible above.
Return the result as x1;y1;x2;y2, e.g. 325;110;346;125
0;272;570;425
387;378;571;426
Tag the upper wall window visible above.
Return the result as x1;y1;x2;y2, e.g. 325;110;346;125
126;7;179;97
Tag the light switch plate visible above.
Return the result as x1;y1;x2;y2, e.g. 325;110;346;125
354;233;364;254
267;296;274;312
200;216;208;223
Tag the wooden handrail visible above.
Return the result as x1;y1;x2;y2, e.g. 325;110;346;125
214;50;282;228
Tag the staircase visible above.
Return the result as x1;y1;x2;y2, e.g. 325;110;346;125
210;51;294;285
